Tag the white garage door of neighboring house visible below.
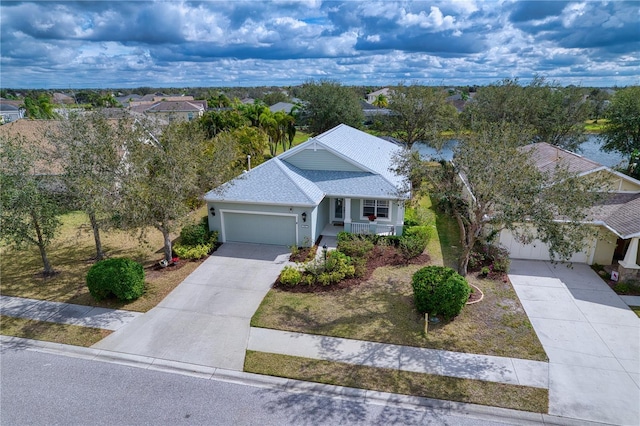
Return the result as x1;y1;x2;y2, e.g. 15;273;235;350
222;211;297;246
499;229;590;263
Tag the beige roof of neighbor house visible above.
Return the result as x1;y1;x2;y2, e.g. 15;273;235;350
522;142;602;175
592;193;640;238
523;142;640;239
0;119;62;175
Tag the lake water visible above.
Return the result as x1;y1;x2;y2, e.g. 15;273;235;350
415;135;625;168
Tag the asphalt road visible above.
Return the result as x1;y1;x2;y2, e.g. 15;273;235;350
1;348;509;426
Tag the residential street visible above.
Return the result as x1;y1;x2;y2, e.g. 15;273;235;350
1;347;511;426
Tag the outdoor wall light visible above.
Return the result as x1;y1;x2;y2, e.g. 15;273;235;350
209;207;216;216
301;212;307;223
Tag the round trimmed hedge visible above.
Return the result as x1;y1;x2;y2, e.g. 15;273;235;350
86;258;145;301
411;265;470;320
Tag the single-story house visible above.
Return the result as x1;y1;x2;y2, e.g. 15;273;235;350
498;142;640;280
204;124;408;247
0;103;25;124
365;88;390;104
269;102;295;114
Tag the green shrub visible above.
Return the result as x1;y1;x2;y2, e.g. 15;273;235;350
383;235;402;247
614;282;630;294
317;273;331;286
337;237;374;259
325;250;355;278
468;242;510;273
399;234;428;260
352;257;367;278
301;275;315;286
404;225;431;241
86;258;145;301
173;243;211;260
280;266;302;287
411;266;470;320
180;219;218;247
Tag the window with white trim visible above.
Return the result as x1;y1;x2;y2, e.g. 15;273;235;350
362;199;389;219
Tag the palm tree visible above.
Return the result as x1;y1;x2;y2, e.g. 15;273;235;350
372;93;388;109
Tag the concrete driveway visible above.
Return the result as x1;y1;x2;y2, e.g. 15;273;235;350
509;260;639;425
93;243;290;371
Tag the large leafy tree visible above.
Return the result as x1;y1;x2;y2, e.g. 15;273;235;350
50;111;125;261
405;123;603;276
118;119;236;262
299;80;364;135
463;77;590;151
385;83;457;149
601;86;640;173
0;135;62;275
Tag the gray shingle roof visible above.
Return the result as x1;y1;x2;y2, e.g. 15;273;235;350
296;169;399;198
590;193;640;238
205;124;407;205
204;158;323;206
307;124;404;189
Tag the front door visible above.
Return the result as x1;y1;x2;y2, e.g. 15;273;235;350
331;198;344;222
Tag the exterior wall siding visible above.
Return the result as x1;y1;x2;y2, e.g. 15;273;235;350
313;198;330;245
592;227;618;265
284;148;362;172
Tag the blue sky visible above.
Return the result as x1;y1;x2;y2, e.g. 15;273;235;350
1;1;638;89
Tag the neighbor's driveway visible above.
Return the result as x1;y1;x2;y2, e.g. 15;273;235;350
93;243;290;371
509;260;639;426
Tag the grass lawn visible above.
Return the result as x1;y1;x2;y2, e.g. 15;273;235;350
245;352;548;413
0;207;207;313
630;306;640;318
0;315;110;347
584;119;607;134
251;194;546;361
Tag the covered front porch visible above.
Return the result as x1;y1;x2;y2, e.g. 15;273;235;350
325;196;404;237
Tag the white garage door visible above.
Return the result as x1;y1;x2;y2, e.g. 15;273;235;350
223;211;296;246
499;229;589;263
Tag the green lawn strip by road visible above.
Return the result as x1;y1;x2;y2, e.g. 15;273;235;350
630;306;640;318
0;315;110;347
245;351;548;413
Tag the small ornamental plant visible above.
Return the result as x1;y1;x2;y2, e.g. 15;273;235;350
86;258;145;301
411;265;471;320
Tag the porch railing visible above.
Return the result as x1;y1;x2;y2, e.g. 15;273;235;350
351;222;370;235
350;222;395;236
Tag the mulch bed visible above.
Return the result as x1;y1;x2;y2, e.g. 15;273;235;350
275;245;430;293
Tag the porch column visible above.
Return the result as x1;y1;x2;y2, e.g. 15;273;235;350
620;237;640;269
344;198;352;233
395;201;405;236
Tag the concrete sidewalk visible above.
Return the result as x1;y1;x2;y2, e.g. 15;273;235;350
248;328;549;388
509;260;640;426
0;295;142;331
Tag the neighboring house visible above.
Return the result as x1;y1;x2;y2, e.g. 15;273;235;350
365;88;390;104
360;101;391;123
0;119;63;175
498;142;640;280
0;102;25;124
53;93;75;105
269;102;295;114
130;99;207;122
204;124;408;247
